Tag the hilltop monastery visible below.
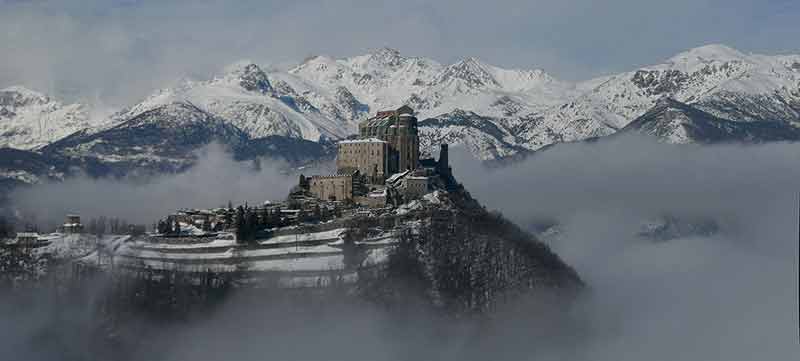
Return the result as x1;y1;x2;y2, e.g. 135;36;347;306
298;105;451;206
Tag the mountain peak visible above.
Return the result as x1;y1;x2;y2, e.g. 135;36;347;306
456;57;487;69
223;62;273;94
125;101;217;128
436;57;500;88
668;44;748;66
366;47;405;67
623;96;800;144
0;86;50;105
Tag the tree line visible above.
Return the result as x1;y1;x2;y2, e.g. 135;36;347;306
234;202;333;244
86;216;146;236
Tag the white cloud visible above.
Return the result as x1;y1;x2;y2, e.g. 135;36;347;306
7;144;319;227
449;136;800;359
1;136;798;359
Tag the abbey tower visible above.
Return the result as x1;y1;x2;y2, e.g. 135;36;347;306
299;105;444;203
337;105;420;183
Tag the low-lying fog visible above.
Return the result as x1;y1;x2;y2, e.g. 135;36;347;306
452;135;799;360
8;144;316;229
2;135;798;360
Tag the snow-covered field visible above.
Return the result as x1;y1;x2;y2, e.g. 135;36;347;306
60;227;398;287
28;233;130;260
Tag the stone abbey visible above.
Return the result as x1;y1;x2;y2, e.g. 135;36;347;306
297;105;450;205
337;105;420;183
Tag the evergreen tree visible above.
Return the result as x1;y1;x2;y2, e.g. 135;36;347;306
223;210;232;229
260;207;270;228
313;205;322;222
246;209;260;243
223;201;235;229
97;216;107;236
271;208;281;227
235;206;246;243
0;216;11;239
110;218;120;234
88;218;98;235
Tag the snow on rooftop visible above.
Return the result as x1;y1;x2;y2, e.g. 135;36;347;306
386;170;410;184
338;137;387;144
16;232;40;237
423;191;442;204
368;188;387;197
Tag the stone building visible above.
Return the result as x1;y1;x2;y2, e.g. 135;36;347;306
61;214;84;234
354;105;419;179
402;176;429;199
309;173;354;201
303;105;431;203
336;138;390;183
15;232;40;246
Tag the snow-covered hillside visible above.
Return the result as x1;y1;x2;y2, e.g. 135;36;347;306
620;97;800;144
528;44;800;145
287;48;574;122
284;44;800;158
114;62;354;142
0;86;99;150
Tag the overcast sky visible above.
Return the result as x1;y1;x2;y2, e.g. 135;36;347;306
1;0;799;106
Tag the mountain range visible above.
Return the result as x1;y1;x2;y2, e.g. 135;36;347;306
1;44;799;186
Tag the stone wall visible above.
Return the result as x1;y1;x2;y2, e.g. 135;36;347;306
402;176;428;199
309;175;353;201
354;106;420;177
336;140;389;183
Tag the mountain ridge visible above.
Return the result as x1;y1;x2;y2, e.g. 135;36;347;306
2;44;799;167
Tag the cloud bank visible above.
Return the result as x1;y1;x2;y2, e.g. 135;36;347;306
2;136;798;360
7;145;314;228
450;135;800;359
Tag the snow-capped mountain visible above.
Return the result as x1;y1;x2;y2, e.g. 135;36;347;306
620;97;800;143
1;44;799;165
44;102;249;175
115;62;355;142
0;86;99;150
280;48;577;159
42;101;334;176
527;44;800;146
283;44;800;159
418;110;528;160
286;47;574;122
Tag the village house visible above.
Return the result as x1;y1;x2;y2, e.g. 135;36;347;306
60;214;84;234
14;232;40;246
